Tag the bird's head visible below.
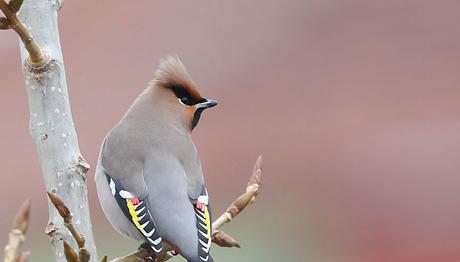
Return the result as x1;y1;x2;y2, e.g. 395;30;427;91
150;56;217;131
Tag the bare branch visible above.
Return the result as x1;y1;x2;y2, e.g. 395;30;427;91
47;192;85;248
3;199;31;262
47;192;91;262
0;0;46;66
107;245;176;262
4;0;98;258
108;249;149;262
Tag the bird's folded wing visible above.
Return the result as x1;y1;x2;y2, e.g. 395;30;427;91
193;186;212;262
105;174;163;253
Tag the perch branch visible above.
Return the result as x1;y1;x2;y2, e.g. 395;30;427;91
108;249;150;262
3;199;31;262
108;155;263;262
108;243;174;262
0;0;47;66
47;192;91;262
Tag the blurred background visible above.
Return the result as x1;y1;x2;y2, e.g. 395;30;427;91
1;0;460;261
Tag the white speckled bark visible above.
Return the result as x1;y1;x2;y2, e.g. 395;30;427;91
16;1;97;261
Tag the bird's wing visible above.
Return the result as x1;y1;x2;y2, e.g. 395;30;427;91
192;185;213;262
104;172;164;253
100;134;163;254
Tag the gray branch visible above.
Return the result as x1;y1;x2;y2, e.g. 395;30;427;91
13;1;97;261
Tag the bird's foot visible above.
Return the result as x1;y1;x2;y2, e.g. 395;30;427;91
139;242;157;260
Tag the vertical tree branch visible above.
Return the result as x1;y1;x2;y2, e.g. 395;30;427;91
1;0;97;261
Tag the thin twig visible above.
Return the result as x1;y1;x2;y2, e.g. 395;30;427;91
3;199;31;262
0;0;46;66
108;249;149;262
47;192;91;262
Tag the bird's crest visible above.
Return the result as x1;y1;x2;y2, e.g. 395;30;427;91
151;55;203;101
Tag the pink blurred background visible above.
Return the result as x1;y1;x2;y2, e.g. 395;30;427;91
2;0;460;261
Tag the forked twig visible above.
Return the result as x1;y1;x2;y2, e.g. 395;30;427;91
0;0;47;66
47;192;91;262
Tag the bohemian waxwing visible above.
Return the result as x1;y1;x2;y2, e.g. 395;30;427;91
95;56;217;262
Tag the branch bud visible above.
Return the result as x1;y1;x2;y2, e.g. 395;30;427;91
47;192;72;223
63;241;79;262
14;198;31;234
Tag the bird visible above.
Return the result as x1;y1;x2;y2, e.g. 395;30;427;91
94;55;217;262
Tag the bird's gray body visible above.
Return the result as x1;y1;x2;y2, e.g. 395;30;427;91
95;86;208;260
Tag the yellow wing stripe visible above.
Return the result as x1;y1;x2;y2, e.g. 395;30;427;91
127;199;150;235
203;206;211;241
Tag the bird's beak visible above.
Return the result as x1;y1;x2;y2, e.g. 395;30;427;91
195;99;218;110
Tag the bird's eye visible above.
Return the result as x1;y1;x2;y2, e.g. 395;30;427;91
180;97;190;105
171;86;201;106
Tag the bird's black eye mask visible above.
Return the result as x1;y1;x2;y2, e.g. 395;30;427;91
169;84;217;130
170;84;205;106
